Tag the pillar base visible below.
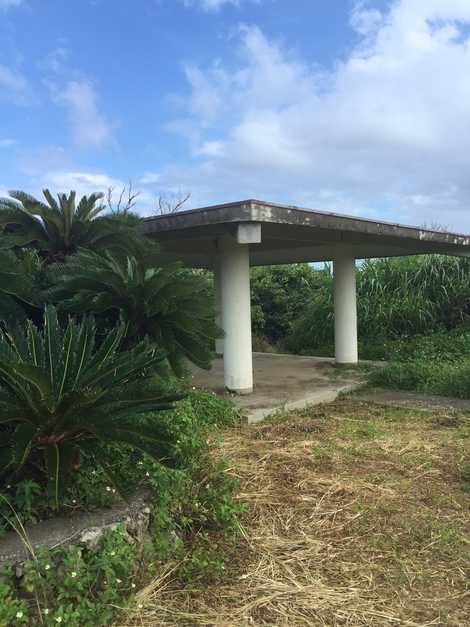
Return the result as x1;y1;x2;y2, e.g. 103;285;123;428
226;386;253;396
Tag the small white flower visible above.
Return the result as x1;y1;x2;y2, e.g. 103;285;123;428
116;578;122;583
91;470;96;475
55;618;62;624
16;611;23;619
145;472;150;477
106;486;111;492
138;603;143;609
112;488;116;493
44;564;51;571
72;499;76;504
44;609;49;615
110;551;116;556
131;583;136;589
192;386;196;390
71;571;77;578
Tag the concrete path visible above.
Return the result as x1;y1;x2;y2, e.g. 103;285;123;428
353;387;470;412
190;353;365;423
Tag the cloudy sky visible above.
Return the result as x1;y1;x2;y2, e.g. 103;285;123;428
1;0;470;230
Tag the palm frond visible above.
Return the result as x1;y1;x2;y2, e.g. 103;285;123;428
46;247;219;372
0;307;182;500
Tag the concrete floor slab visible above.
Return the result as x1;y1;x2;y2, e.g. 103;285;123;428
190;352;365;423
353;387;470;412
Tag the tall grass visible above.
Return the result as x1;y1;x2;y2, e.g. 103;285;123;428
286;255;470;355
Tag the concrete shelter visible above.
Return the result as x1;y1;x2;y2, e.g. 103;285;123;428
141;199;470;395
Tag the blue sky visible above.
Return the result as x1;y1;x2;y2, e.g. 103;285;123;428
2;0;470;230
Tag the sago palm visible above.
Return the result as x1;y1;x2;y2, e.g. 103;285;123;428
0;249;41;323
0;306;182;506
46;248;219;374
0;189;145;262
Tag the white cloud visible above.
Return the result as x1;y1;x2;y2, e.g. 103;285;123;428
0;63;27;96
165;1;470;230
350;3;384;36
0;0;24;10
139;172;161;184
52;80;113;148
40;170;156;215
43;171;124;197
180;0;255;11
39;47;69;74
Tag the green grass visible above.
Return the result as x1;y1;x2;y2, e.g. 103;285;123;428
369;357;470;398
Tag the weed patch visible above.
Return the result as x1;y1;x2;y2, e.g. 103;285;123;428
130;398;470;626
0;390;244;626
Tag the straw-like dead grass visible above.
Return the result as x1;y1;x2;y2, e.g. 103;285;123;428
120;399;470;626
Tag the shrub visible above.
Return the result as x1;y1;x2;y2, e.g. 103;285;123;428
46;248;219;374
0;306;182;507
0;249;42;324
286;255;470;354
250;264;318;344
283;264;333;353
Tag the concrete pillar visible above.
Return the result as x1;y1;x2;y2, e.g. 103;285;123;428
333;254;358;365
219;239;253;394
213;260;224;356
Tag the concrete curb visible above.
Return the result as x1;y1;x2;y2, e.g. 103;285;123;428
247;382;362;424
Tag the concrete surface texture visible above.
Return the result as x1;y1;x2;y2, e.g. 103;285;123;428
353;387;470;412
140;199;470;268
0;491;151;565
190;352;365;423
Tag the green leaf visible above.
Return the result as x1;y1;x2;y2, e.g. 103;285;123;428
12;363;53;398
44;443;60;509
11;423;37;473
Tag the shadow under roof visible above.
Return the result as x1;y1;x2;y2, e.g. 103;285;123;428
140;199;470;267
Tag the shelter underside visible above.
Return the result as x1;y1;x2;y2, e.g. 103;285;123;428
140;199;470;396
141;199;470;267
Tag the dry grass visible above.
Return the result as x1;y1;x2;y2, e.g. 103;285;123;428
120;399;470;626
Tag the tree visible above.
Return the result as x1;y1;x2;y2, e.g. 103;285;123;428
0;307;182;506
156;191;191;215
0;189;146;262
105;180;143;226
46;247;219;373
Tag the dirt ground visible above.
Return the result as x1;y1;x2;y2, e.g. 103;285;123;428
122;397;470;626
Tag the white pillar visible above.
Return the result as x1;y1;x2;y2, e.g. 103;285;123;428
213;260;224;356
219;239;253;394
333;254;358;365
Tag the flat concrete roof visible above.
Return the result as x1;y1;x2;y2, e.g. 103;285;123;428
140;199;470;267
